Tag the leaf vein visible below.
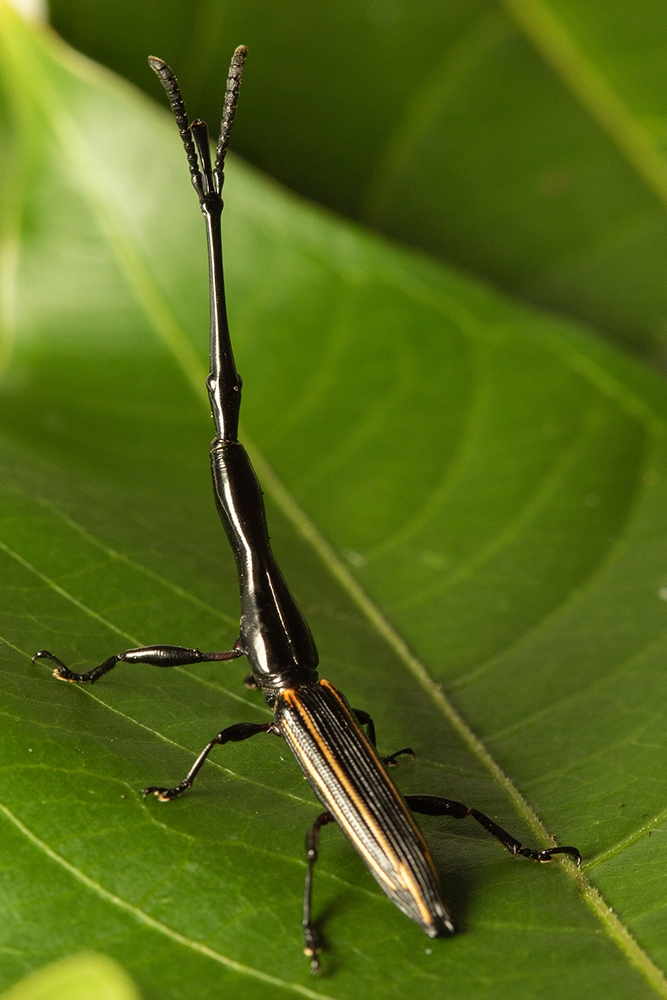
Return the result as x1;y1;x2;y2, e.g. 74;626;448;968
0;801;336;1000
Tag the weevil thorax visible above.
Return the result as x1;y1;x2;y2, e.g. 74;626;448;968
210;439;320;702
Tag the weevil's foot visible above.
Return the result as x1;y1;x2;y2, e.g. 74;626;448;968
381;747;415;767
142;784;188;802
303;929;322;975
54;667;92;683
517;844;581;866
33;650;88;683
33;649;61;669
303;945;321;976
537;846;582;867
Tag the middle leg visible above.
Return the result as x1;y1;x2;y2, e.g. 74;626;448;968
143;720;279;801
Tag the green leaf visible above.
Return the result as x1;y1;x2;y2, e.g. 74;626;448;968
1;953;141;1000
47;0;667;358
1;6;667;999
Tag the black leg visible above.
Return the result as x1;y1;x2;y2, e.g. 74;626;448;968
142;721;277;801
405;795;581;866
303;810;335;975
33;641;245;684
352;708;414;767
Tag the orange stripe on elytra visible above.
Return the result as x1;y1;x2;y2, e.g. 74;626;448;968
279;712;398;890
319;680;440;877
280;685;437;909
398;862;433;926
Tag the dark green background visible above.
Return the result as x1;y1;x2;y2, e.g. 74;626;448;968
49;0;667;359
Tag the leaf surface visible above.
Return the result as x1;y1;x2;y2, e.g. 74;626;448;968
1;7;667;999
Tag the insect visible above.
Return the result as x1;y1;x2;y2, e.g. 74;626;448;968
34;48;581;974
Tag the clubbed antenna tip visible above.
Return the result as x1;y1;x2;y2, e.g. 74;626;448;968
148;54;204;198
214;45;248;187
147;55;166;74
149;47;247;198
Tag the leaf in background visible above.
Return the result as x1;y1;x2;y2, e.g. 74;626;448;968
1;5;667;1000
1;953;142;1000
47;0;667;359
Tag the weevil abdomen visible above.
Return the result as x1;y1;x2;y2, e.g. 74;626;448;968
276;678;454;937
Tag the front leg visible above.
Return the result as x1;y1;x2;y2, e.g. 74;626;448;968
34;641;245;684
143;720;279;801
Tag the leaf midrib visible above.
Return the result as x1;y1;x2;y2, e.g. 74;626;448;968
3;8;667;994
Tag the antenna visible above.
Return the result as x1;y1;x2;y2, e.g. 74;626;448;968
148;46;247;199
148;47;248;441
214;45;247;191
147;56;204;199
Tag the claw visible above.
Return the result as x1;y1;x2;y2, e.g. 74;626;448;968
303;945;321;976
536;846;582;867
142;786;183;802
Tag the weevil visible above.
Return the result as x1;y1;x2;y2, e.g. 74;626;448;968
34;48;581;973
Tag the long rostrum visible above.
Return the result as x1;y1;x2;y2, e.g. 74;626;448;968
148;49;248;442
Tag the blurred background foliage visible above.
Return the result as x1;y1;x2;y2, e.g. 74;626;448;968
49;0;667;363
